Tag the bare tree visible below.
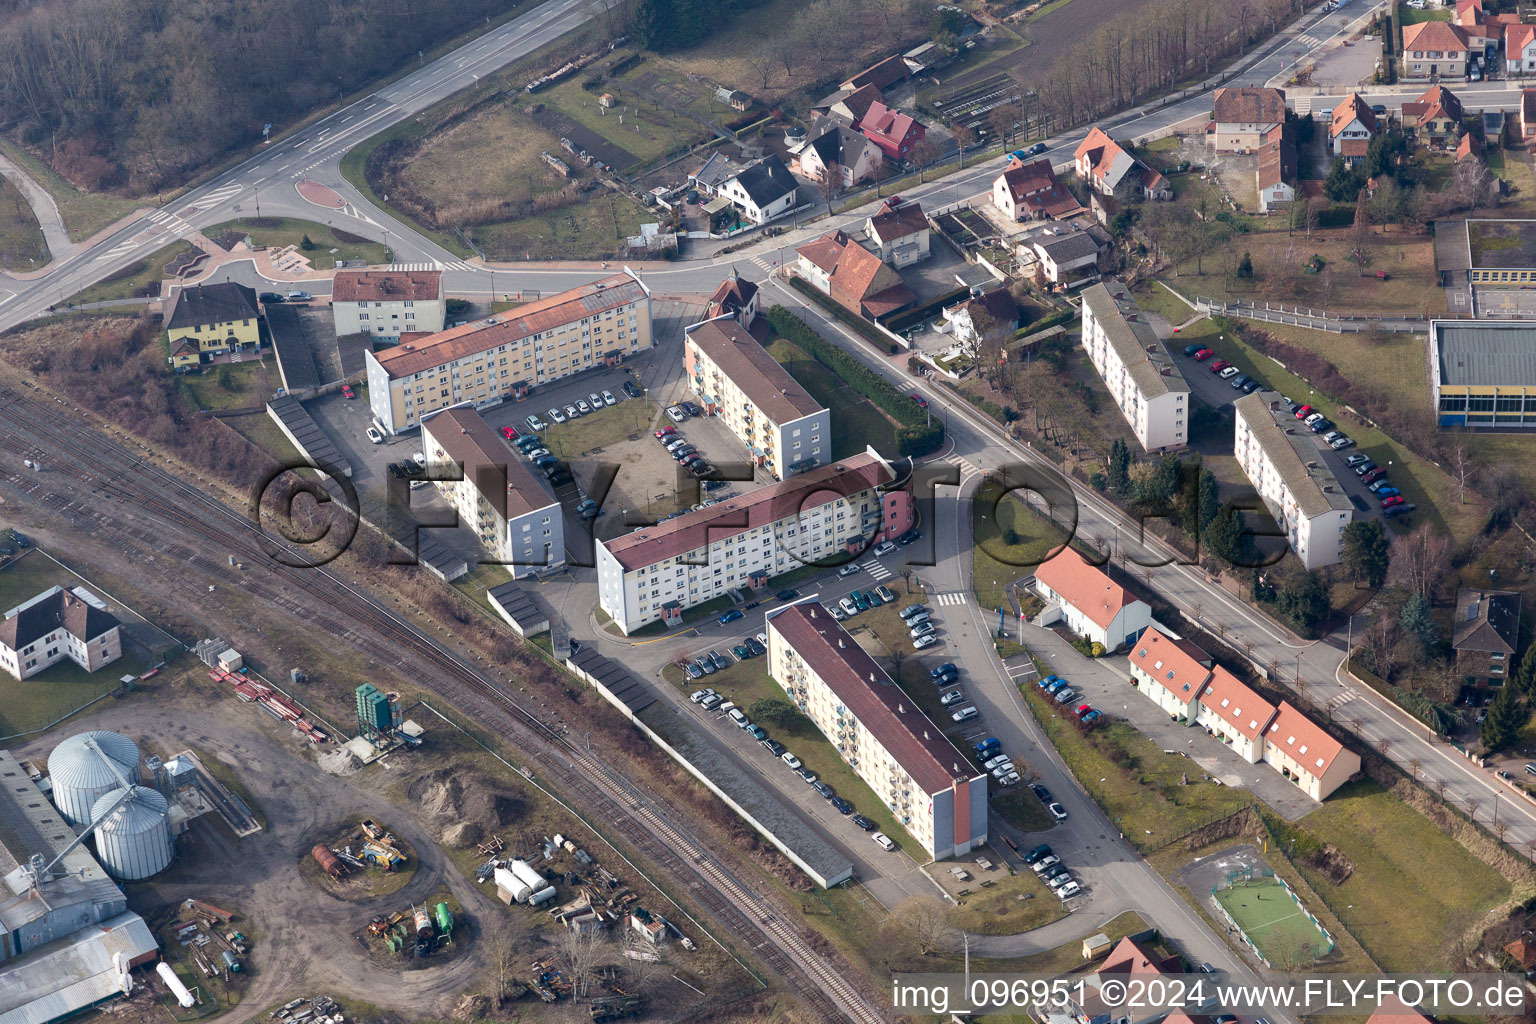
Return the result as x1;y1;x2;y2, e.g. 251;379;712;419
1408;755;1422;782
1450;156;1494;213
559;927;608;998
1377;736;1392;758
487;917;533;1005
911;136;944;183
817;163;844;213
1436;777;1449;800
1389;523;1451;598
1305;196;1326;237
953;124;975;171
886;896;958;955
1350;188;1372;277
1453;444;1471;504
991;101;1024;149
1465;796;1480;822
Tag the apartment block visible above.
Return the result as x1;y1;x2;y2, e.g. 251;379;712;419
1233;391;1353;570
366;271;651;434
421;406;563;577
766;602;986;860
332;269;444;341
683;317;830;479
1079;281;1190;451
596;450;913;634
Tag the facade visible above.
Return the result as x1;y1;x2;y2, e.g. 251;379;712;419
0;588;120;682
1233;391;1353;570
1256;124;1297;213
1429;318;1536;427
1192;665;1276;764
596;450;914;634
718;154;799;225
1126;626;1214;719
683;318;830;479
1074;127;1171;200
704;270;760;328
865;197;930;267
766;602;987;860
991;157;1084;222
1508;24;1536;74
797;124;883;187
793;231;916;318
1263;701;1362;801
1401;21;1471;81
1401;85;1465;145
1452;588;1521;686
165;282;260;370
859;101;926;162
1209;87;1287;152
331;269;444;341
1328;93;1378;162
1029;230;1103;286
1031;547;1152;652
365;271;651;435
1079;281;1190;450
420;406;564;577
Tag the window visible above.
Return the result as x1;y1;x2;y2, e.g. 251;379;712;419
360;313;370;321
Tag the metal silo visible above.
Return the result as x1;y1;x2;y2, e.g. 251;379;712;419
48;731;140;826
91;786;172;880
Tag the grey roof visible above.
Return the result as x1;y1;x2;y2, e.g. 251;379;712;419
805;125;870;169
487;581;550;636
566;648;656;715
1433;320;1536;386
415;535;468;582
1433;221;1471;273
689;152;739;190
0;912;156;1024
166;282;258;331
263;304;321;392
1235;391;1355;518
1033;230;1102;265
731;154;797;209
0;590;119;652
1080;282;1190;400
267;396;353;478
0;749;114;885
1453;588;1521;653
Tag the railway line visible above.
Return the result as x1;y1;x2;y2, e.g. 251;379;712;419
0;384;886;1024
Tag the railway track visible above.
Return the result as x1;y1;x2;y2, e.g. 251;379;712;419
0;386;886;1024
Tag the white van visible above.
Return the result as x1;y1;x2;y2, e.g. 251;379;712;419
727;709;749;728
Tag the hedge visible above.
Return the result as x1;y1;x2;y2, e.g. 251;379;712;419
881;285;971;333
765;306;945;457
787;276;900;353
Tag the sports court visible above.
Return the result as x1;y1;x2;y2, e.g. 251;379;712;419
1213;874;1333;965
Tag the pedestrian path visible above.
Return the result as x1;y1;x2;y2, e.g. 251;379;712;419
861;559;892;581
147;208;193;238
933;592;968;607
390;259;479;272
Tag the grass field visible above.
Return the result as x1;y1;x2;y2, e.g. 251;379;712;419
949;869;1067;935
1488;149;1536;203
973;482;1068;611
66;241;194;306
206;218;389;268
0;176;48;268
1214;875;1333;965
543;398;658;459
1398;3;1450;21
403;104;593;214
177;358;278;412
473;196;648;261
0;139;140;243
221;411;305;466
766;337;901;459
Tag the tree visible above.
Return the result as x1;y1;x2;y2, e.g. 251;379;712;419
1452;444;1471;504
1324;158;1365;202
1203;502;1246;565
887;896;957;955
749;697;801;730
1107;438;1132;494
1236;251;1254;280
1341;519;1389;588
953;124;975;170
1197;469;1220;533
1449;155;1494;213
1480;684;1525;753
1350;187;1372;276
910;137;944;183
1390;523;1450;598
991;100;1023;148
1305;195;1326;237
300;233;315;251
1275;571;1330;631
1399;592;1439;653
560;928;607;998
487;917;534;1005
816;163;843;213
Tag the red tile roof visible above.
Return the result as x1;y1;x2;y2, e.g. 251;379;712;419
1413;84;1464;125
1330;92;1378;139
1211;86;1287;125
1341;138;1370;157
832;83;883;122
868;197;928;243
333;269;442;303
1402;19;1470;54
769;603;980;794
1266;701;1348;776
1034;547;1139;630
599;452;893;572
1128;626;1212;705
860;100;925;151
996;157;1085;217
374;273;644;378
1100;936;1180;976
795;231;849;274
1198;666;1277;740
705;272;758;318
1367;995;1435;1024
1507;21;1536;55
1457;131;1483;161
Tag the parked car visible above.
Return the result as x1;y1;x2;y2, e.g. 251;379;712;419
1023;844;1052;864
896;528;921;545
1074;704;1095;718
931;662;958;678
1381;495;1406;508
1030;783;1052;803
1383;503;1416;519
975;738;1001;758
875;585;895;603
1209;360;1230;373
689;688;716;704
366;426;384;444
732;644;752;660
1242;379;1262;393
745;724;766;740
719;609;743;625
838;564;862;577
1346;453;1371;466
698;694;722;710
388;463;406;479
1294;404;1313;419
548;408;567;424
564;404;580;420
1362;467;1388;485
1368;480;1394;493
654;426;676;439
776;589;800;601
1029;142;1049;155
910;622;936;640
831;796;854;814
937;687;965;705
1081;709;1105;727
259;292;284;304
1057;880;1083;900
781;752;803;769
1183;343;1203;356
871;832;896;851
910;394;929;408
901;604;928;620
872;540;895;557
1219;365;1241;379
1353;461;1377;476
1229;374;1250;389
1053;687;1077;704
526;414;548;432
576;498;599;519
761;739;784;757
1330;435;1355;449
340;383;356;399
850;814;877;831
1048;801;1068;822
914;634;941;649
932;668;959;686
601;390;618;406
623;381;643;398
1193;348;1214;361
695;658;715;676
1309;418;1334;434
951;706;978;722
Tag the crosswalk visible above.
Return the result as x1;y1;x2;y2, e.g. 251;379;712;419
391;260;479;272
945;453;979;476
933;592;968;607
184;183;243;212
892;379;918;392
147;208;193;237
861;559;892;581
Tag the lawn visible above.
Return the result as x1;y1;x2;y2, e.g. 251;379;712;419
177;358;278;412
66;241;195;306
540;75;704;171
1131;281;1198;326
991;786;1055;833
973;480;1068;611
848;579;933;662
543;398;659;459
1488;149;1536;203
471;195;648;262
221;411;305;466
0;175;48;268
766;337;901;459
206;218;389;268
1398;3;1451;21
0;138;141;243
1282;780;1511;971
658;657;929;852
948;869;1067;935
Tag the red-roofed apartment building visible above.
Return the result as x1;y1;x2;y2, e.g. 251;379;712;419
1195;666;1278;763
1264;701;1361;800
766;601;986;859
860;100;927;162
1031;547;1152;652
1126;625;1214;718
332;269;444;341
596;448;914;633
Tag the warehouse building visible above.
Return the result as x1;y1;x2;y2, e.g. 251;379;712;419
596;449;913;634
1233;391;1353;570
1429;319;1536;428
766;602;987;860
1079;282;1189;451
683;317;830;479
421;406;563;577
366;270;651;434
331;269;445;341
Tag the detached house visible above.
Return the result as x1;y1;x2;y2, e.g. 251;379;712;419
1401;21;1471;82
1507;23;1536;74
797;123;883;187
793;231;916;318
1452;588;1521;687
1031;547;1152;653
705;269;759;329
1074;127;1171;201
1523;89;1536;145
1401;85;1465;146
1208;87;1287;153
1257;124;1297;213
1328;93;1378;165
942;289;1019;345
1027;228;1104;287
991;157;1084;221
865;197;930;267
859;101;927;163
717;154;799;225
165;281;261;371
813;83;882;127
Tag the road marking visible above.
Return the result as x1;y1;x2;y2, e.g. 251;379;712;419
103;241;145;259
0;295;15;307
861;559;892;580
933;592;968;607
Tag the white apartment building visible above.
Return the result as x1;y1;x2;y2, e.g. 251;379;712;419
684;317;830;479
1233;391;1353;570
596;450;915;634
366;271;651;435
332;269;445;341
1125;625;1213;719
0;587;121;682
1192;665;1275;764
1079;281;1190;451
421;406;564;577
1031;547;1152;652
766;602;987;860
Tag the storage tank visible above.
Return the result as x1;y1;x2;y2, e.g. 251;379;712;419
91;786;172;880
412;906;432;939
156;962;195;1008
433;902;452;933
493;866;531;904
311;844;345;880
509;859;547;892
49;731;140;826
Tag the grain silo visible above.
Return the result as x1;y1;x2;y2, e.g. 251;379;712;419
48;730;140;826
90;786;173;880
